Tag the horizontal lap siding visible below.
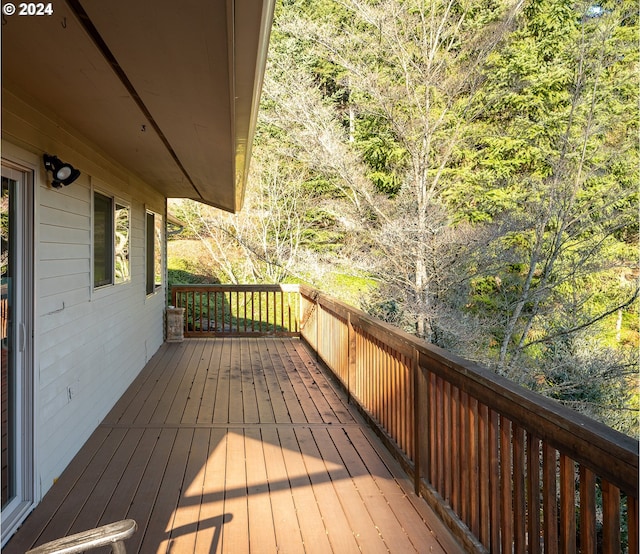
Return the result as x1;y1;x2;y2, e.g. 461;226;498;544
8;146;168;497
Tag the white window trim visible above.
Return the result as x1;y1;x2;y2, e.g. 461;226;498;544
91;183;131;294
145;208;164;297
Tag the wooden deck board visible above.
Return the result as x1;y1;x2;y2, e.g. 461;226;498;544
261;427;306;552
66;427;145;537
194;429;228;554
222;429;249;553
212;341;232;424
32;428;129;547
244;428;278;554
228;341;245;424
132;344;186;425
277;427;334;554
5;338;462;554
166;339;207;424
141;427;194;552
166;427;211;553
312;428;390;554
272;339;325;424
241;339;261;424
257;339;292;423
293;427;362;554
97;428;163;535
275;339;336;424
266;338;308;423
123;427;178;554
347;425;462;553
196;339;223;425
248;340;276;423
182;339;215;424
1;426;113;554
287;339;355;424
328;427;419;553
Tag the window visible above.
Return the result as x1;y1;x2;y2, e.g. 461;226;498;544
145;211;163;295
114;203;130;284
93;192;113;287
93;191;130;288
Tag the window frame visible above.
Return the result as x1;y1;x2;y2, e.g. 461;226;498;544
92;189;131;290
145;209;163;296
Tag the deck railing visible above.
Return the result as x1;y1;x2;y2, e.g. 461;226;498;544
172;284;300;337
172;284;639;553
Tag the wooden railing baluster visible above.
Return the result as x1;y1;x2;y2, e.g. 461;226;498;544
602;480;621;554
629;496;638;554
451;384;460;513
489;409;501;552
478;403;491;548
527;433;541;554
469;396;480;539
429;371;437;487
543;445;559;554
500;416;514;553
443;380;452;506
580;466;597;553
463;391;472;527
560;455;577;554
513;424;526;554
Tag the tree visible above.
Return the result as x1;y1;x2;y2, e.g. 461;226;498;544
271;0;638;431
287;0;522;340
459;0;639;378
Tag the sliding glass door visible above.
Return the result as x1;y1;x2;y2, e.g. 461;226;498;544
1;161;34;545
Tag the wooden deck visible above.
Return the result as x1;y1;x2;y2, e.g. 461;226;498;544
5;338;461;553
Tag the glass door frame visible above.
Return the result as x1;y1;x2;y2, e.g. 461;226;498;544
1;159;35;546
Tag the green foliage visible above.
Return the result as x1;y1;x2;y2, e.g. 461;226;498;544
353;117;406;196
534;338;639;437
167;268;217;286
167;257;219;287
301;176;346;198
301;206;345;252
169;0;639;435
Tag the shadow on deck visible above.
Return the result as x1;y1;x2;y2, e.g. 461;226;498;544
5;338;462;553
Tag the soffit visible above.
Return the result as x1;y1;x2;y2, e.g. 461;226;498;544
1;0;274;212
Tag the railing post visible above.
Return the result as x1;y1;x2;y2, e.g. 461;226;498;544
299;285;303;333
347;312;356;404
315;294;320;362
413;347;421;496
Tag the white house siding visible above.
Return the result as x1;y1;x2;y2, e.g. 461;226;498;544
2;92;168;501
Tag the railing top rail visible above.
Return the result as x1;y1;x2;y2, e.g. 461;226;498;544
299;284;639;496
172;284;300;293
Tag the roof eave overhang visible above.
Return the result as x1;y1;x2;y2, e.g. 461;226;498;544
231;0;276;212
1;0;275;213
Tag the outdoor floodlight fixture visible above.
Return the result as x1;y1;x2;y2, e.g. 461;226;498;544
43;153;81;188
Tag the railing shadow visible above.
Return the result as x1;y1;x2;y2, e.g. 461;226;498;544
166;513;233;554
